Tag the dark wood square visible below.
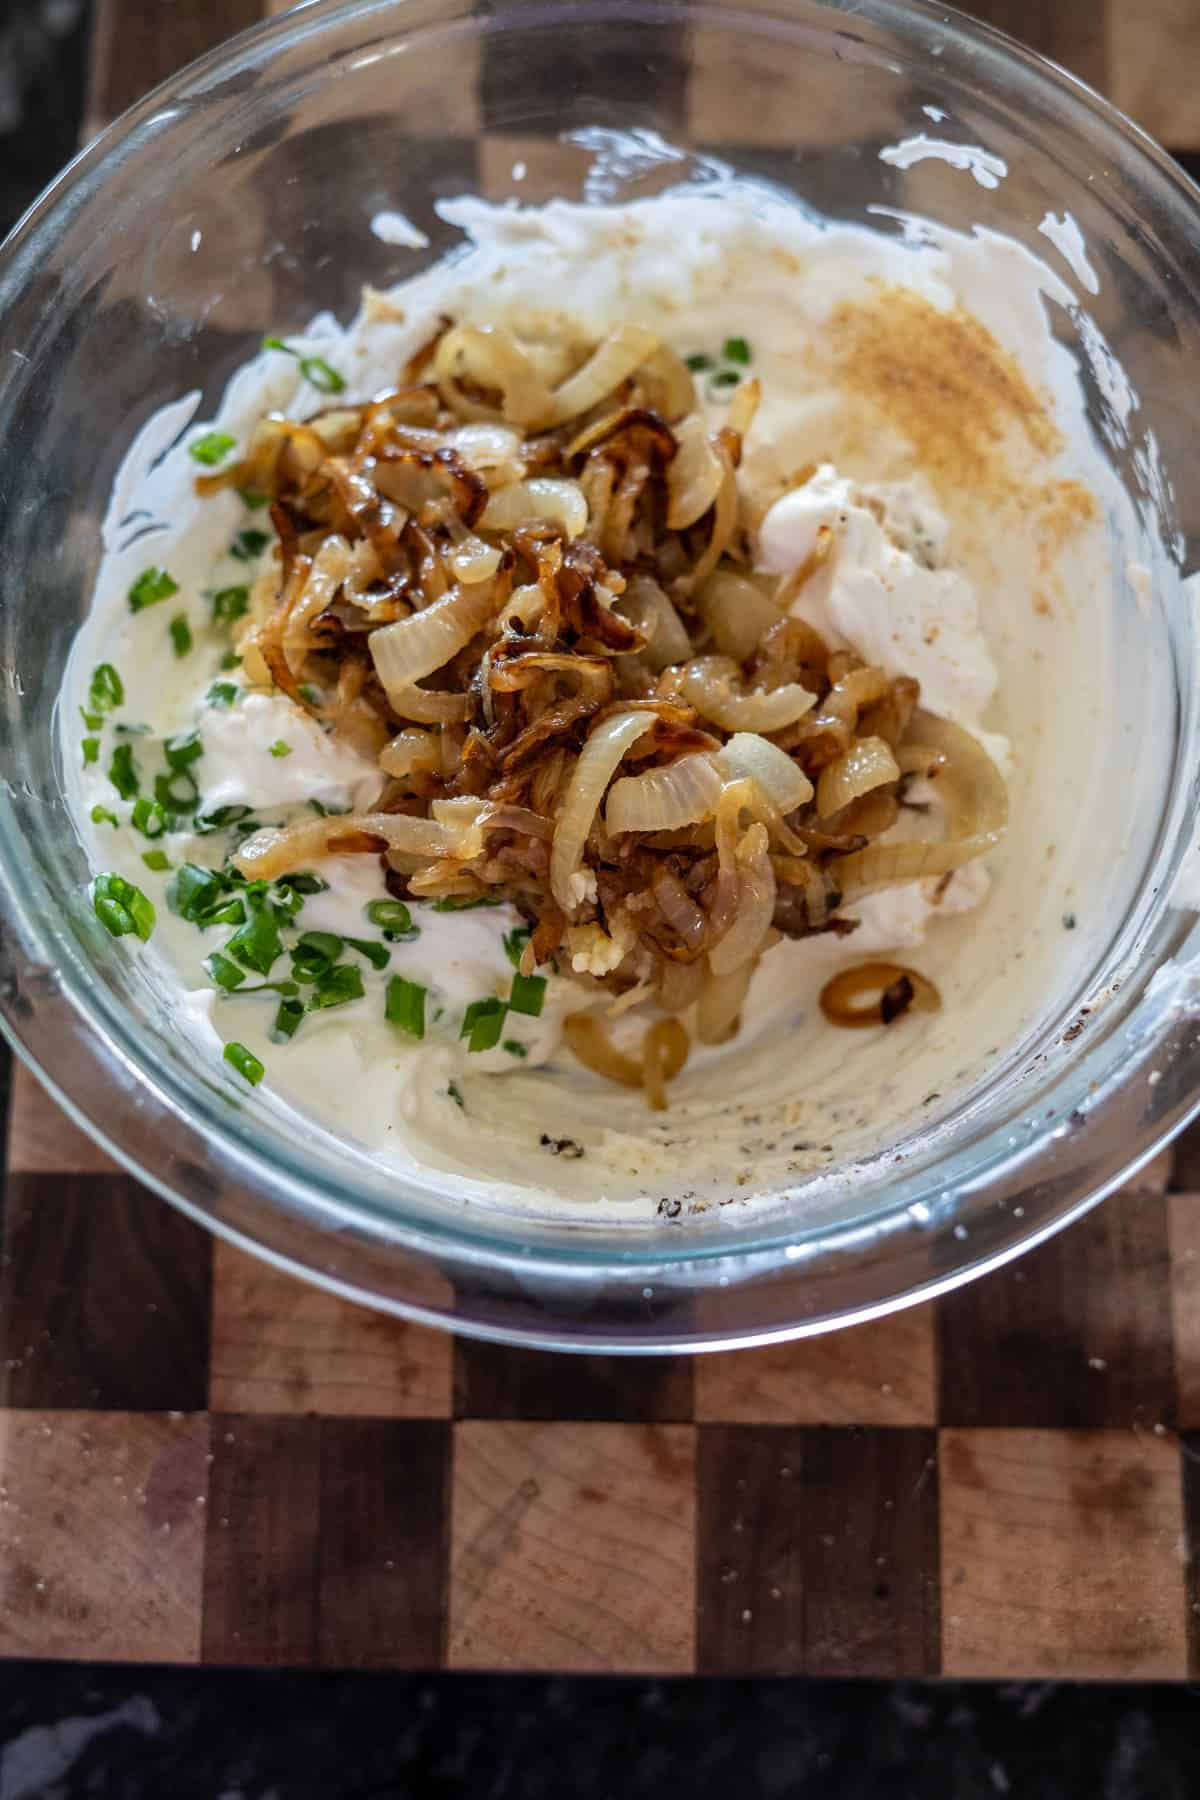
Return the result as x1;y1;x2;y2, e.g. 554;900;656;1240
88;0;265;129
453;1341;693;1421
202;1415;451;1668
937;1190;1176;1429
0;1172;212;1412
696;1425;940;1677
477;0;687;138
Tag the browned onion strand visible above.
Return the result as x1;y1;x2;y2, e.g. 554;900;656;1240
819;962;942;1029
208;314;1008;1100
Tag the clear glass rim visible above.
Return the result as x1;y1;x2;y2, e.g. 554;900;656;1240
2;0;1200;1350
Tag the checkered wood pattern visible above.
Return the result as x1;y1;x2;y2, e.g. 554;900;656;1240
4;0;1200;1674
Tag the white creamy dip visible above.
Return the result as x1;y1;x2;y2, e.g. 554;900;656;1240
60;181;1163;1219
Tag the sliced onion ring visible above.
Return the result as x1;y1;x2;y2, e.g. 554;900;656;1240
550;710;656;911
819;961;941;1029
606;752;722;835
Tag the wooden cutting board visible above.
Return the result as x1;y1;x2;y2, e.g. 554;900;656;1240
3;0;1199;1675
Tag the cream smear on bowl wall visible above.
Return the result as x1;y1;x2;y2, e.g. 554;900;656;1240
58;151;1172;1221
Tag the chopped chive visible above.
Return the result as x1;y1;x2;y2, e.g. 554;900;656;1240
447;1080;464;1108
82;737;99;766
308;797;351;817
461;996;507;1053
290;930;343;982
268;739;292;759
272;996;306;1042
190;430;237;467
275;872;328;898
194;803;255;834
209;585;250;624
508;971;546;1018
108;742;139;800
114;722;151;736
503;1038;529;1059
169;615;193;658
81;708;102;731
722;336;752;365
88;663;124;717
225;892;283;975
154;771;198;817
93;872;155;942
131;795;167;839
308;962;365;1009
237;488;270;512
301;355;345;394
141;849;170;872
224;1041;264;1086
366;898;418;942
170;862;233;923
708;369;742;392
386;975;426;1039
503;925;531;969
206;681;239;708
220;651;243;671
205;950;247;991
430;894;502;912
685;352;713;372
262;334;289;353
128;567;179;613
343;935;389;971
90;803;118;827
165;730;203;771
229;527;270;563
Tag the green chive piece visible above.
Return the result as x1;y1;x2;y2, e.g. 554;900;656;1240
194;803;254;835
131;795;167;839
272;996;306;1042
88;663;124;717
170;863;232;923
90;804;118;827
226;893;283;975
93;872;155;942
81;708;102;731
503;1038;529;1059
275;871;328;898
224;1041;264;1085
343;935;389;971
430;895;502;912
461;996;507;1053
237;488;270;511
165;730;203;771
108;742;140;800
508;971;546;1018
189;430;237;467
308;797;350;817
708;369;742;391
722;336;752;365
685;352;713;372
301;355;345;393
82;737;99;766
290;930;343;982
308;962;365;1009
220;652;243;671
206;681;239;708
128;567;179;613
447;1080;464;1108
142;849;170;872
229;528;269;563
262;334;289;353
205;950;247;991
169;615;193;658
209;585;250;624
386;976;426;1039
503;926;531;969
268;739;292;759
366;898;418;943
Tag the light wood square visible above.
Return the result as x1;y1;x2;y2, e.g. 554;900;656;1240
0;1411;208;1662
940;1427;1188;1678
7;1061;120;1175
449;1421;695;1672
695;1305;936;1426
209;1241;452;1418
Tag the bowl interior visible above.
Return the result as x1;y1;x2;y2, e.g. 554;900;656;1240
2;0;1200;1345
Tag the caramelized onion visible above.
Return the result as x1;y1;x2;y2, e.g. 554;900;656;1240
819;961;941;1028
816;735;901;818
234;806;486;881
717;733;813;815
695;959;755;1045
563;1012;643;1088
708;822;776;975
641;1017;690;1111
697;568;783;662
537;323;659;429
606;752;721;835
666;415;726;530
379;727;441;779
370;585;495;696
681;656;816;734
482;478;589;539
550;710;655;910
617;575;691;671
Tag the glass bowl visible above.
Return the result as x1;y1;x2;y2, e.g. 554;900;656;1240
2;0;1199;1353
